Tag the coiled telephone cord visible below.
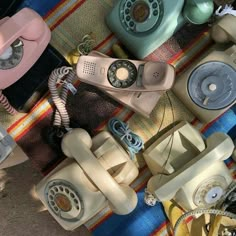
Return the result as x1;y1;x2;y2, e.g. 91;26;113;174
108;117;144;160
0;90;17;115
173;208;236;236
48;66;75;129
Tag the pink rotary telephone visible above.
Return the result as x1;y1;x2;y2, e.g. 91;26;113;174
0;8;51;113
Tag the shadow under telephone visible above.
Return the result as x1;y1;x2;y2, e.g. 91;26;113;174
106;0;214;59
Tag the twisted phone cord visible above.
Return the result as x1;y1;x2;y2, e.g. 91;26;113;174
108;117;144;160
48;66;75;128
173;208;236;236
0;90;17;115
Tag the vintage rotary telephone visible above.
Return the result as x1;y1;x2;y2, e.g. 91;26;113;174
36;128;139;231
173;15;236;124
143;121;235;211
0;8;51;113
106;0;214;59
0;125;28;169
77;50;175;117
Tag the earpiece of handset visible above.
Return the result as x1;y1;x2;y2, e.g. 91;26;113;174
210;15;236;44
142;62;175;90
108;184;137;215
16;8;46;40
183;0;214;25
211;25;231;44
61;128;138;215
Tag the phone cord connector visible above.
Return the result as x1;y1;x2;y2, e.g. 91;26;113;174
108;117;144;160
144;188;158;206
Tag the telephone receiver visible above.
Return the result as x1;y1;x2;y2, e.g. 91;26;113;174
36;129;139;230
61;129;138;215
183;0;214;24
0;8;51;89
210;14;236;44
144;121;234;211
105;0;214;59
76;53;175;92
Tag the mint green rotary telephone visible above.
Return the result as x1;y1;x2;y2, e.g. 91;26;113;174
106;0;214;59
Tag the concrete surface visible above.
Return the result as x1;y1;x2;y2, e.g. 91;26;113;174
0;161;92;236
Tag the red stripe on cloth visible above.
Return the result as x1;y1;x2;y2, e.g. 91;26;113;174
7;114;28;133
94;33;114;50
50;0;87;30
200;109;228;133
124;111;135;122
168;28;210;64
89;212;113;231
94;104;124;132
14;109;52;141
175;40;213;75
227;161;235;168
43;0;66;19
150;221;170;236
191;118;199;125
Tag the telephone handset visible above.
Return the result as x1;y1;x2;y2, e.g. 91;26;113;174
106;0;214;59
36;129;139;230
0;8;51;89
76;55;175;92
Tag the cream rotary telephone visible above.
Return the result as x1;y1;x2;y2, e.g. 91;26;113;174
36;128;139;231
143;121;234;211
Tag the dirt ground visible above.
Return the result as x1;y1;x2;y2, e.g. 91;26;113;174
0;160;92;236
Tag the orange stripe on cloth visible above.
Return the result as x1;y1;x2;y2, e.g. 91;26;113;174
8;101;53;141
44;0;87;30
150;216;193;236
43;0;69;20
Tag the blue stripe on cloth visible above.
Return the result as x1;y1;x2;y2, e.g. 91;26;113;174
93;188;168;236
19;0;62;17
203;105;236;139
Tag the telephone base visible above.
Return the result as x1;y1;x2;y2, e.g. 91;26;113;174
172;44;236;124
106;0;185;59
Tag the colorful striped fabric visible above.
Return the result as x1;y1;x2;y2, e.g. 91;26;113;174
7;1;236;235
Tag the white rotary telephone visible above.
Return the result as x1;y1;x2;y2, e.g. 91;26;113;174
36;128;139;231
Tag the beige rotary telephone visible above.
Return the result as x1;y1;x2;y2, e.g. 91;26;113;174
172;15;236;123
143;121;234;211
36;128;139;231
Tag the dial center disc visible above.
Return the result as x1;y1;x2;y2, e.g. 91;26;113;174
116;67;129;80
132;2;150;22
54;193;72;212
